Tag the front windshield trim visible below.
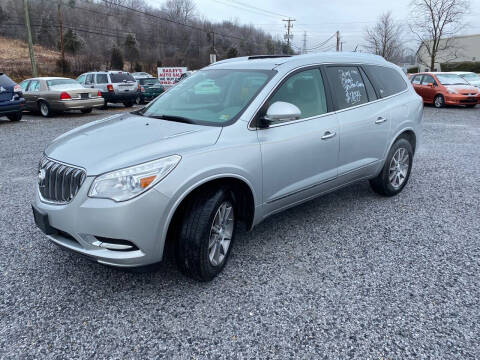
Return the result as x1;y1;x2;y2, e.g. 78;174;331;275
138;69;276;127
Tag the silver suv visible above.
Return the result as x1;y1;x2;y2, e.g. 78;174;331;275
76;71;137;108
33;53;423;281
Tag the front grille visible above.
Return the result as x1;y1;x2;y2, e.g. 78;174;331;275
38;157;86;204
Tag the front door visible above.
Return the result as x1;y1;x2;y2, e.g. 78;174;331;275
257;68;339;216
420;74;437;103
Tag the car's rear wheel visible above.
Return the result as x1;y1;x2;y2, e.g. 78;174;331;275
100;99;108;109
135;95;144;105
38;101;52;117
176;187;236;281
123;101;133;107
370;138;413;197
434;94;445;108
81;108;92;114
7;112;22;122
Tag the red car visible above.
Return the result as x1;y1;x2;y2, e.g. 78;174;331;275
410;72;480;108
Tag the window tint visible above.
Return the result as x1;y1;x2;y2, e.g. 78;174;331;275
19;80;30;91
412;75;422;85
85;74;94;84
28;80;40;92
365;65;407;97
421;75;435;85
96;74;108;84
360;67;377;101
325;66;368;110
110;73;135;83
268;68;327;120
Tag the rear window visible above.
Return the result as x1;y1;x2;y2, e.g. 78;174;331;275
96;74;108;84
140;78;160;86
47;79;84;90
0;74;15;87
110;73;135;83
365;65;407;98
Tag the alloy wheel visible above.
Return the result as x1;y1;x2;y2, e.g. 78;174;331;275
389;147;409;189
208;201;234;266
434;96;443;108
40;103;49;116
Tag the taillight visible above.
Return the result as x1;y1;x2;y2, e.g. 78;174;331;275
97;90;102;97
60;92;71;100
107;84;114;92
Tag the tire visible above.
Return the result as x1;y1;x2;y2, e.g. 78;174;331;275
7;112;22;122
123;101;133;108
100;99;108;110
175;187;237;281
38;101;52;117
81;108;92;114
465;104;476;108
434;94;445;108
370;138;413;197
135;95;144;105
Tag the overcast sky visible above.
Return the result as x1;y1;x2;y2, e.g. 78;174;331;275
147;0;480;53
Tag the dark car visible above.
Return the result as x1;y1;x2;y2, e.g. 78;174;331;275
0;73;25;121
135;78;165;104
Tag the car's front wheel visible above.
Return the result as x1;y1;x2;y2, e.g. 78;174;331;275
135;95;143;105
7;112;22;121
370;138;413;196
434;94;445;108
176;187;236;281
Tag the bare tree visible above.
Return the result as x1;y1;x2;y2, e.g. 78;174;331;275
409;0;469;71
163;0;196;24
364;12;404;62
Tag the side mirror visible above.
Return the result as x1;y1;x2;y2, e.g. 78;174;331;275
258;101;301;128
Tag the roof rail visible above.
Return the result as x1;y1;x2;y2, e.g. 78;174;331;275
247;55;292;60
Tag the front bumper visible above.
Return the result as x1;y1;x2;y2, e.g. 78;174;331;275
444;94;480;105
33;177;172;267
51;98;104;111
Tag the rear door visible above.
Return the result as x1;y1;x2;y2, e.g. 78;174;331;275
95;73;109;92
324;65;389;181
257;67;339;215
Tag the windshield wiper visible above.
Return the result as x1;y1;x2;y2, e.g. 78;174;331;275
148;114;197;124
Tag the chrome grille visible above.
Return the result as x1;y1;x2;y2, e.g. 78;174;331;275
38;157;86;204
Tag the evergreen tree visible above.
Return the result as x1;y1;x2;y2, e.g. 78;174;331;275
124;34;139;71
110;46;124;70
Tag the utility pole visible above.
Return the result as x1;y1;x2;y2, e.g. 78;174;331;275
302;31;307;54
23;0;37;77
57;0;65;74
336;30;340;52
282;18;295;48
209;31;216;63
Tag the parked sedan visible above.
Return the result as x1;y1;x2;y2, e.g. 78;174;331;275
410;72;480;108
135;77;165;104
18;77;104;117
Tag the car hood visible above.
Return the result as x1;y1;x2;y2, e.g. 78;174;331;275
45;113;222;175
446;84;480;92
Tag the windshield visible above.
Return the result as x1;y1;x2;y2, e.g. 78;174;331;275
435;74;469;85
140;78;160;86
47;79;84;90
460;73;480;81
110;73;135;83
139;69;275;126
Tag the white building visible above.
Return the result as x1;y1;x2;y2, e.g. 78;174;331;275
416;34;480;71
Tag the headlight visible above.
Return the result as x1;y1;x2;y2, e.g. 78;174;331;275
88;155;181;201
447;88;458;94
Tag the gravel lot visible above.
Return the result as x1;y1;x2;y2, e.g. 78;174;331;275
1;105;479;359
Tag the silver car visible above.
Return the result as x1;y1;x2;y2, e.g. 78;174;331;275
32;53;423;281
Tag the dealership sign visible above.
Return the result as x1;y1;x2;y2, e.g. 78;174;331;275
157;67;187;86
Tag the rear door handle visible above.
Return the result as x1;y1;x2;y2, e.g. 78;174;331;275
321;130;336;140
375;117;387;124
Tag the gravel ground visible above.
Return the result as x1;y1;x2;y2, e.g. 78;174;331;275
1;105;479;359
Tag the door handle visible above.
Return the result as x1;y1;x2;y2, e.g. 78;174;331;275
321;130;336;140
375;117;387;124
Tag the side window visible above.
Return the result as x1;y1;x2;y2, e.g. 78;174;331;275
19;80;30;91
96;74;108;84
28;80;40;92
325;66;368;110
421;75;435;85
359;67;377;101
365;65;407;98
268;68;327;121
76;75;86;84
412;75;422;85
85;74;94;85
